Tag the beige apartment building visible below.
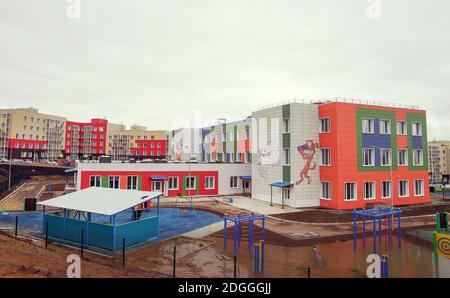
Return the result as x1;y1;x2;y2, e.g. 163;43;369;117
106;122;170;161
0;107;66;161
428;140;450;183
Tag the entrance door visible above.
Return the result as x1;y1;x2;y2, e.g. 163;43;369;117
282;188;290;201
152;181;162;192
243;180;250;194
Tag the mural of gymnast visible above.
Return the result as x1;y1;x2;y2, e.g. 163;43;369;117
295;140;319;185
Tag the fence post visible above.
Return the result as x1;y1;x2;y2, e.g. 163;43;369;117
234;255;237;278
173;245;176;278
307;267;311;278
15;216;18;237
122;238;126;270
80;229;84;258
45;221;48;249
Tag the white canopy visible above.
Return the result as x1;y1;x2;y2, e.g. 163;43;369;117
38;187;162;216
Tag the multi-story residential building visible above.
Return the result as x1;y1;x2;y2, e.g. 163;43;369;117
65;119;108;160
428;140;450;183
106;123;169;161
318;100;429;209
0;107;66;161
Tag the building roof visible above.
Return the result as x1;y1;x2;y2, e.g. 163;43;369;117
150;176;167;181
38;187;162;216
270;182;293;188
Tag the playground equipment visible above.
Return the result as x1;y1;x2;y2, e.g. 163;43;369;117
223;213;266;273
172;193;195;216
433;212;450;267
436;212;449;233
352;206;402;254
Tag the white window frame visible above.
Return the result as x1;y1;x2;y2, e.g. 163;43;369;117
412;149;423;166
381;181;392;199
320;148;331;166
398;180;409;198
320;118;331;133
362;148;375;166
414;179;424;197
398;149;408;166
379;119;391;134
230;176;239;188
185;176;196;190
396;121;407;135
363;181;376;200
320;182;332;200
362;118;374;134
127;176;138;190
412;122;422;136
205;176;215;190
90;175;101;187
344;182;357;201
168;176;179;190
109;176;120;189
380;149;392;166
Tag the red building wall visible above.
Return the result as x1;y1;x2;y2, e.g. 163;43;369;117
319;102;429;210
65;119;108;157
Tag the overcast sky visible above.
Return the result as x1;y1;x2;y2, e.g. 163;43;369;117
0;0;449;139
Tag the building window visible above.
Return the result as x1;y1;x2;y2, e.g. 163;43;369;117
320;118;330;133
283;119;290;133
90;176;101;187
363;182;375;200
284;149;290;165
205;176;215;189
380;149;391;166
320;148;331;166
362;148;375;166
229;132;234;141
362;119;374;133
168;177;179;190
230;176;238;188
109;176;120;189
398;180;409;197
398;149;408;166
185;176;196;190
412;122;422;136
381;181;392;198
127;176;138;190
414;180;424;196
396;121;407;135
379;120;391;134
157;143;161;148
413;149;423;166
344;183;357;201
321;182;331;200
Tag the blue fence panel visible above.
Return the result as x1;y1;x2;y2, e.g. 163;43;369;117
87;222;114;250
115;216;159;249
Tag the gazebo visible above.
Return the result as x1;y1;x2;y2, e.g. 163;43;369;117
38;187;162;252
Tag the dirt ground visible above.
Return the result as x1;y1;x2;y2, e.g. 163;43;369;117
0;176;66;211
0;190;447;277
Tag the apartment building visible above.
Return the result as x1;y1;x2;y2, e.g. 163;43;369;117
0;107;66;161
106;123;170;161
65;118;108;160
428;140;450;183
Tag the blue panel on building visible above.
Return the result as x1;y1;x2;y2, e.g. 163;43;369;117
412;136;422;149
361;119;392;167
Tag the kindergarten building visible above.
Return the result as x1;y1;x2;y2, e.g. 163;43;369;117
73;98;430;210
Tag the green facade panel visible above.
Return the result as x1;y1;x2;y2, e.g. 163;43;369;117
137;176;142;190
283;166;291;183
407;112;428;171
356;108;398;172
101;176;108;188
283;133;291;148
282;104;290;119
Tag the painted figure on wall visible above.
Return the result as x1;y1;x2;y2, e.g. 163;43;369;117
295;140;319;185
